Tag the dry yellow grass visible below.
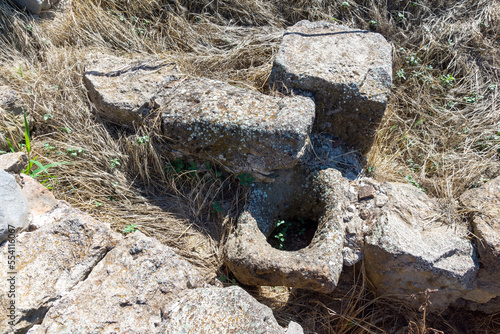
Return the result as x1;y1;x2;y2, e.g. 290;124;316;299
1;0;499;332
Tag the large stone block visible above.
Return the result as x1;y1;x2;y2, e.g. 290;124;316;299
270;20;392;152
364;182;477;311
154;78;315;177
84;55;316;177
28;232;205;333
159;286;302;333
0;170;29;245
0;203;121;333
225;167;349;293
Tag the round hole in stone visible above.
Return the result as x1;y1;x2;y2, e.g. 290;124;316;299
266;217;319;251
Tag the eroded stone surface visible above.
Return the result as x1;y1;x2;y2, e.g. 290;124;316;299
12;0;54;14
30;232;206;334
363;182;477;311
159;286;299;334
0;152;28;173
225;166;349;293
155;77;315;177
85;54;316;177
0;86;25;152
0;202;121;333
84;53;182;127
0;169;29;244
270;20;392;152
459;177;500;312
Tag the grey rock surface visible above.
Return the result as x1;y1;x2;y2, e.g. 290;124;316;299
159;286;298;334
30;231;206;334
270;20;392;152
0;86;25;152
13;0;57;15
84;53;182;127
0;202;121;333
85;54;316;177
155;77;315;177
459;177;500;312
225;166;349;293
0;152;28;173
0;169;29;245
363;181;477;311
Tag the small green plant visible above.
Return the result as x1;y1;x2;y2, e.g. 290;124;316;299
488;83;497;91
341;1;350;8
122;224;138;234
136;135;149;144
369;20;378;27
236;173;255;186
109;158;121;168
60;127;72;134
463;92;482;103
43;113;53;121
212;201;223;214
396;68;406;80
94;201;103;208
405;174;425;192
440;74;455;86
66;148;86;157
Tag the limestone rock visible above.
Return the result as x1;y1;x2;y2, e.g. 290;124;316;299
0;202;121;333
270;20;392;152
20;174;57;215
159;286;300;334
459;177;500;312
225;167;349;293
155;77;315;176
30;232;206;334
85;54;316;177
363;182;477;311
0;152;28;173
0;170;29;245
0;86;25;152
84;53;181;127
12;0;56;14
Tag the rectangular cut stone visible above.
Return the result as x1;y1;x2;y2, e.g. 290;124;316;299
270;20;392;152
154;78;315;176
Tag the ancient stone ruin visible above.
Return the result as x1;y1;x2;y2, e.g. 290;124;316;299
1;14;500;333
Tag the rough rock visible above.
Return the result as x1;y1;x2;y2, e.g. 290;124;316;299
12;0;56;14
84;53;182;127
155;77;315;176
0;169;29;244
158;286;302;334
363;181;477;311
459;177;500;312
19;174;58;216
270;20;392;152
0;202;121;333
225;166;349;293
29;231;206;334
85;54;316;177
0;86;25;152
0;152;28;173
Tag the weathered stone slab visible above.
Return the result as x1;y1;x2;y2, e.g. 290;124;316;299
159;286;301;333
0;202;121;333
0;152;28;173
29;232;206;334
270;20;392;152
13;0;58;15
225;167;349;293
84;53;181;127
0;170;29;245
84;54;316;177
364;182;477;311
459;177;500;312
154;78;315;176
0;86;25;152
